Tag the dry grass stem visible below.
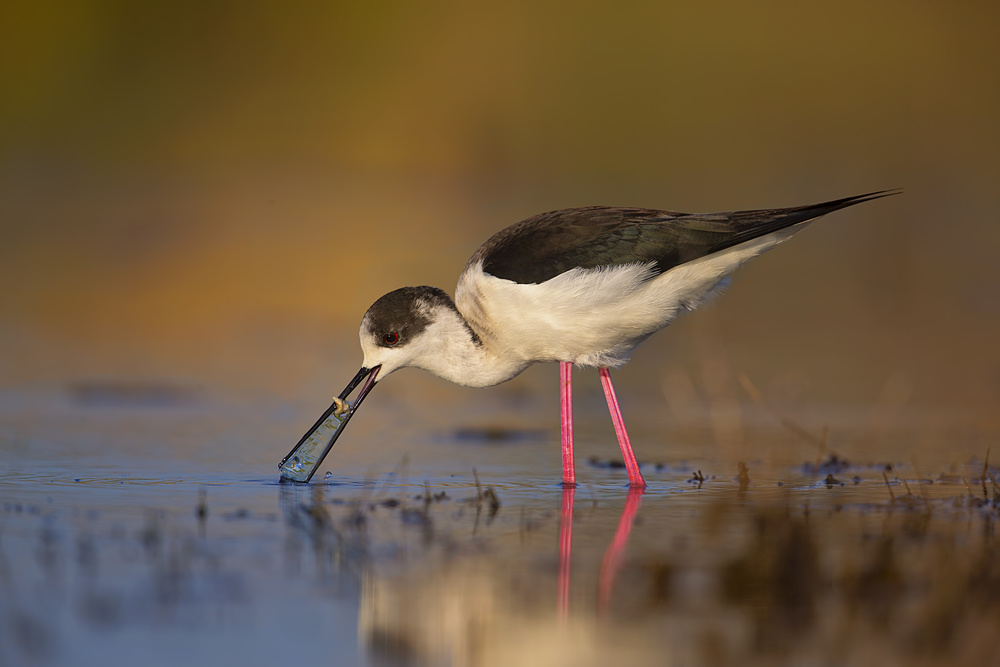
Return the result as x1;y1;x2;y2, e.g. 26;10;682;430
883;472;896;502
737;461;750;493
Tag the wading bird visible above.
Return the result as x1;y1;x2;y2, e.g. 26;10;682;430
280;191;897;486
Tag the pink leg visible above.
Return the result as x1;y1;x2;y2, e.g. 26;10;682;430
557;484;575;621
560;361;576;487
599;367;646;488
598;486;644;613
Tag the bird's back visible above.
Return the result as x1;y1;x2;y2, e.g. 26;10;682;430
467;192;894;286
456;192;896;367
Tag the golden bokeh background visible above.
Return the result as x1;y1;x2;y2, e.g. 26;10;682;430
2;1;998;419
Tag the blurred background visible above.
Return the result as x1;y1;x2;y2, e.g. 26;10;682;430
2;1;998;429
5;7;999;663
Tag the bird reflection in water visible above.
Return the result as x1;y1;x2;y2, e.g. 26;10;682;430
558;485;645;620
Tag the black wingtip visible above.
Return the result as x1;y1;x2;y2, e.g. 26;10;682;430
773;189;902;222
846;188;903;202
819;189;903;209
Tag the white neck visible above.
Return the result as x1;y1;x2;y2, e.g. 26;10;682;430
410;305;530;388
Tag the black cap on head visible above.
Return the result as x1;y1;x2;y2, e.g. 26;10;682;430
362;286;456;348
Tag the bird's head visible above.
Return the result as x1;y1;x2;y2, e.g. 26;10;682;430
278;286;455;482
358;285;459;379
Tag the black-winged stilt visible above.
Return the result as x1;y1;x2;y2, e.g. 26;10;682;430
280;191;898;486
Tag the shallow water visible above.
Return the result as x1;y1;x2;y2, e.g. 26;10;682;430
2;383;998;667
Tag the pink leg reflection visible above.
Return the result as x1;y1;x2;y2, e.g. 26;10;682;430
598;486;645;613
557;484;575;621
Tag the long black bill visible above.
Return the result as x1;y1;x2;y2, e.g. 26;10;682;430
278;364;381;483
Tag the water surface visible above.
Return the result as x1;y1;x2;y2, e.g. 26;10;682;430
2;383;998;666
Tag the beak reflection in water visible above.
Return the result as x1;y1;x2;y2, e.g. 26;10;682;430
278;365;381;483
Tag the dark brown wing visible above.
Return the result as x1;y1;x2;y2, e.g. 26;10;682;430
470;191;898;285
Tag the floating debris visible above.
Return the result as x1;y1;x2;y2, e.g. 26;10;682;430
824;474;844;487
687;470;708;488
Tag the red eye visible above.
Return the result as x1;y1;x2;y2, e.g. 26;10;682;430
383;332;400;345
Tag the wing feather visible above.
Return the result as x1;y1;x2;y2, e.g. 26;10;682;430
470;191;898;285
